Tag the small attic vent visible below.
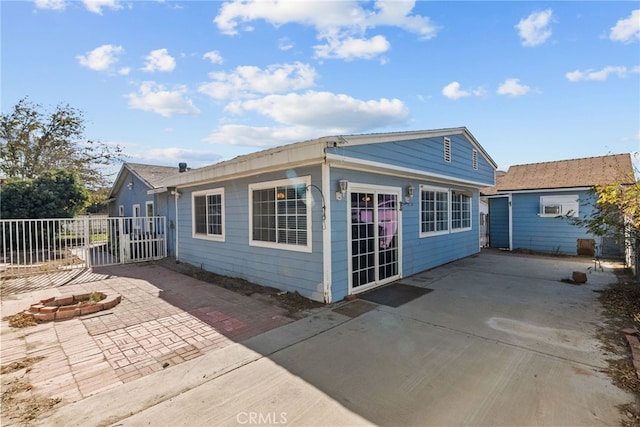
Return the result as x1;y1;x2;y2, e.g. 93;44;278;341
444;137;451;163
472;149;478;170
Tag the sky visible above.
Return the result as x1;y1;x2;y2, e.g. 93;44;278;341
2;0;639;180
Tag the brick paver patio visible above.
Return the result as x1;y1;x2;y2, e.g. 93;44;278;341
0;263;294;414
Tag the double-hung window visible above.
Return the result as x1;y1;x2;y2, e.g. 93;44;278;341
192;189;224;241
420;187;449;236
451;191;471;230
250;177;311;252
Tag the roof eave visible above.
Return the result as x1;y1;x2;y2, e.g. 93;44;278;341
162;139;330;188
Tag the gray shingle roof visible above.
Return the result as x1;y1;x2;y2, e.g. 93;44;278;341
125;163;182;188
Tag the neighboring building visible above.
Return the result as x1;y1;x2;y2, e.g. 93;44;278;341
482;153;635;258
108;162;189;256
150;127;496;303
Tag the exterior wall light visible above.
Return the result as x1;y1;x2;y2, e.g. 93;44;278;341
405;184;414;204
336;180;348;200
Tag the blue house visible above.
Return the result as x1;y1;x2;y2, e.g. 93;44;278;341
153;127;496;303
483;154;635;258
107;162;187;257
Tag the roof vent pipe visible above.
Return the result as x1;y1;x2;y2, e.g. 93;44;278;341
178;162;187;173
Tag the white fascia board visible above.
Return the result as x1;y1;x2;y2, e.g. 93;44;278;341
496;187;592;195
164;141;328;189
107;163;128;198
326;153;493;188
147;187;169;195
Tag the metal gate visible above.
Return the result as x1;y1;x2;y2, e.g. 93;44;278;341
1;216;166;289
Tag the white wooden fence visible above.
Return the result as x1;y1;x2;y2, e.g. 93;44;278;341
1;216;166;282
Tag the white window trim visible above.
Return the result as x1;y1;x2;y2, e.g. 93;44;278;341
451;190;472;233
132;204;141;231
145;201;155;234
118;205;124;217
420;185;473;237
249;176;312;253
419;185;450;237
539;195;579;218
192;188;225;242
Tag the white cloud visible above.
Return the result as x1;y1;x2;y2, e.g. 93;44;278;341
203;124;314;147
610;9;640;43
441;82;485;100
130;147;223;168
126;81;200;117
142;48;176;72
314;35;390;60
82;0;122;14
214;0;438;60
516;9;553;47
76;44;124;72
621;131;640;142
198;62;317;100
203;50;223;64
442;81;469;100
566;65;640;81
118;67;131;75
226;90;409;132
34;0;66;10
496;78;530;96
278;37;294;51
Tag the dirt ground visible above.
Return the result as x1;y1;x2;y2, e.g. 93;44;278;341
155;257;326;316
0;357;61;426
595;266;640;427
1;258;639;426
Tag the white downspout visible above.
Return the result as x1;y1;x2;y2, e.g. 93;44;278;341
321;161;332;303
508;193;513;251
174;190;180;261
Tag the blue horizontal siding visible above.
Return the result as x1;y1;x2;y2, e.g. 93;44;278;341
405;188;480;275
110;171;154;217
329;168;481;301
176;166;325;301
327;134;494;185
511;191;596;255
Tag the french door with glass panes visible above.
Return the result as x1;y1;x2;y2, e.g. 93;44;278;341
349;185;401;293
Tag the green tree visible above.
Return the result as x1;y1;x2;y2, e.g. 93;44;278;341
0;169;89;219
0;97;122;189
571;173;640;276
85;187;111;214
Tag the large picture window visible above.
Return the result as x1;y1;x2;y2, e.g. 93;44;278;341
420;187;449;235
250;177;311;252
193;189;224;241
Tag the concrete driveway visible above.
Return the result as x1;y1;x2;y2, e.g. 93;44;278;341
43;251;634;426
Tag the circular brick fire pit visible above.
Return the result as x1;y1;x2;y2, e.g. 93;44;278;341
26;291;122;321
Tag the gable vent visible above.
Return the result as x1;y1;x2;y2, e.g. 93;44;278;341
472;149;478;170
444;137;451;162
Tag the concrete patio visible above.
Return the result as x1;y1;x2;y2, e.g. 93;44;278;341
1;251;636;426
